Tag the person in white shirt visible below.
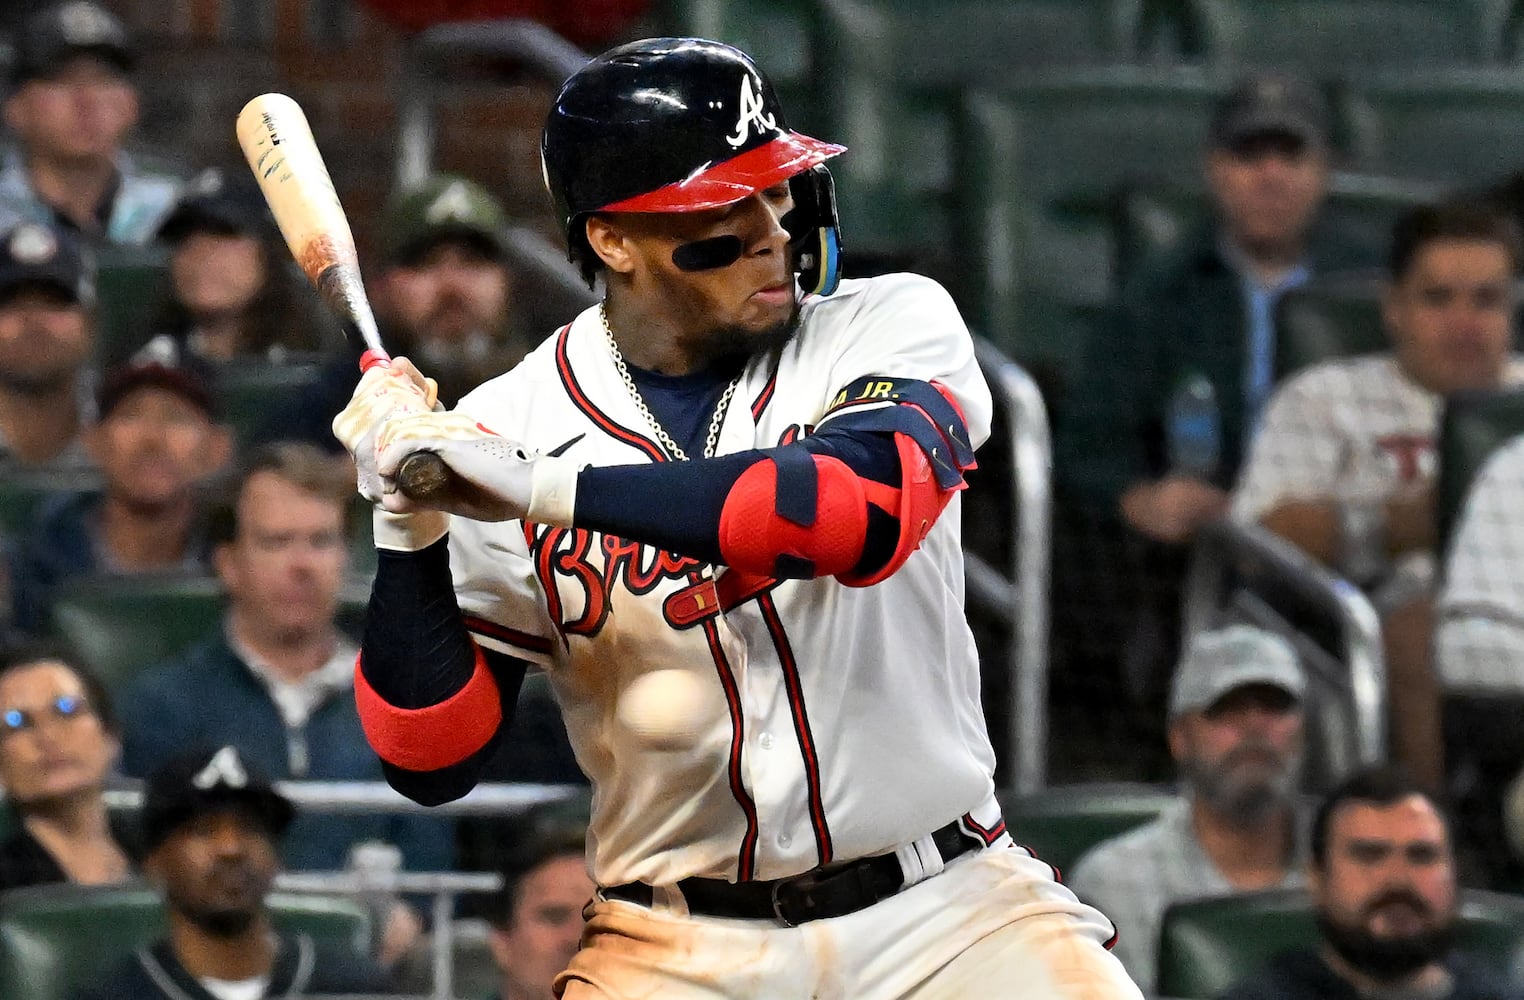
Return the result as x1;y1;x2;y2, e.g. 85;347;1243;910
1233;199;1524;789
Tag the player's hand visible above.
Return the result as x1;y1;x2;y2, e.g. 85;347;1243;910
373;411;579;525
1120;475;1230;544
332;357;440;503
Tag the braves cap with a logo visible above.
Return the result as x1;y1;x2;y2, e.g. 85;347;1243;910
139;745;295;853
379;173;509;266
11;1;134;85
0;222;91;305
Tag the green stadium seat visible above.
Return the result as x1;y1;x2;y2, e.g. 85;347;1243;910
0;882;371;1000
48;572;371;695
951;68;1223;312
993;66;1223;207
1437;388;1524;555
1352;69;1524;184
47;573;226;694
821;0;1146;85
346;495;378;580
0;468;102;537
93;246;170;369
1158;887;1524;999
814;1;1153;260
1193;0;1492;70
211;359;328;448
998;783;1173;874
659;0;823;132
1273;276;1388;381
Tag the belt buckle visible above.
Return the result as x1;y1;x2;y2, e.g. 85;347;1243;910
769;871;823;927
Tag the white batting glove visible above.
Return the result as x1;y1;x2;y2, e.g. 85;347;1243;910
374;411;580;525
331;358;440;504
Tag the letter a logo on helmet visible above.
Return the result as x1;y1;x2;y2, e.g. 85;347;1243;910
542;38;847;293
726;73;778;149
542;38;845;252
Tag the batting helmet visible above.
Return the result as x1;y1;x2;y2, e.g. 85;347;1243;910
542;37;846;295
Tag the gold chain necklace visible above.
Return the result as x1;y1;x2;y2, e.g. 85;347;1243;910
600;302;738;461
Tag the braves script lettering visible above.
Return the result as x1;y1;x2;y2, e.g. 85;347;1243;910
726;73;776;149
527;525;703;641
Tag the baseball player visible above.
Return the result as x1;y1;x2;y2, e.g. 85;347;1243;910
333;38;1140;999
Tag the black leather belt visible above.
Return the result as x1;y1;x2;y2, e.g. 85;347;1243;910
602;817;988;926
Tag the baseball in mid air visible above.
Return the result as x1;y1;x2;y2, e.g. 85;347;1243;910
617;669;709;751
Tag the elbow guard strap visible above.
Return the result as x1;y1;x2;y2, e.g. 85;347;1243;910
837;431;959;587
716;379;976;584
354;642;502;772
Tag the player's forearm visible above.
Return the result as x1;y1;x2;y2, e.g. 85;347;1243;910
574;430;903;578
359;535;515;804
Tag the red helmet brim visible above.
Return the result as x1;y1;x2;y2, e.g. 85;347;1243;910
599;131;846;214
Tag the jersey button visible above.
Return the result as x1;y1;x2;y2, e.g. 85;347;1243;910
759;733;774;750
777;832;792;848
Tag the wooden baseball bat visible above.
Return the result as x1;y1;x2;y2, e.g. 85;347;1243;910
235;92;450;503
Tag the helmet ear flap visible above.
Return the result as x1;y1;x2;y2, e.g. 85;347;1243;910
786;166;843;296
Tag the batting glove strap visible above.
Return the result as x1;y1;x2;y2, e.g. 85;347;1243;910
527;455;578;527
375;412;580;523
373;507;451;553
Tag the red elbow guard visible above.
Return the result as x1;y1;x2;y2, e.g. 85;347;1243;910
354;644;502;772
838;431;961;587
718;453;868;578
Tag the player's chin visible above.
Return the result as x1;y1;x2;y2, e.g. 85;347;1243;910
746;283;800;327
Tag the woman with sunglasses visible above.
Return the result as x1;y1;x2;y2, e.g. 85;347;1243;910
0;642;135;893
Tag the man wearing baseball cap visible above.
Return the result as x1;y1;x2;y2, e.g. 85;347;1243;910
0;1;181;245
8;357;230;633
1070;625;1311;992
260;173;530;449
0;219;96;472
370;173;531;407
78;745;388;999
1060;71;1370;777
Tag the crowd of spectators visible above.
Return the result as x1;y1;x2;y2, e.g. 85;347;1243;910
0;2;587;994
5;0;1524;998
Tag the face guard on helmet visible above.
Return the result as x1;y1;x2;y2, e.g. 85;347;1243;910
541;37;846;295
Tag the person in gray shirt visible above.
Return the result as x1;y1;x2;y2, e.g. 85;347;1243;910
1069;625;1310;993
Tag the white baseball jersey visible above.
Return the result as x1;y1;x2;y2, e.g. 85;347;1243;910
446;273;999;888
1232;354;1524;596
1438;435;1524;695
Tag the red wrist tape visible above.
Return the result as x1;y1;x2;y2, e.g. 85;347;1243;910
353;644;502;772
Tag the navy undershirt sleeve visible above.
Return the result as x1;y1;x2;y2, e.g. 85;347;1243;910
362;536;527;803
361;537;477;708
573;424;902;571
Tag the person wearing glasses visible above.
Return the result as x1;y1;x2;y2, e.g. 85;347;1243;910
0;640;135;893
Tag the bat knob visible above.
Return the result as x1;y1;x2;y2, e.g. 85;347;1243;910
397;451;452;502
